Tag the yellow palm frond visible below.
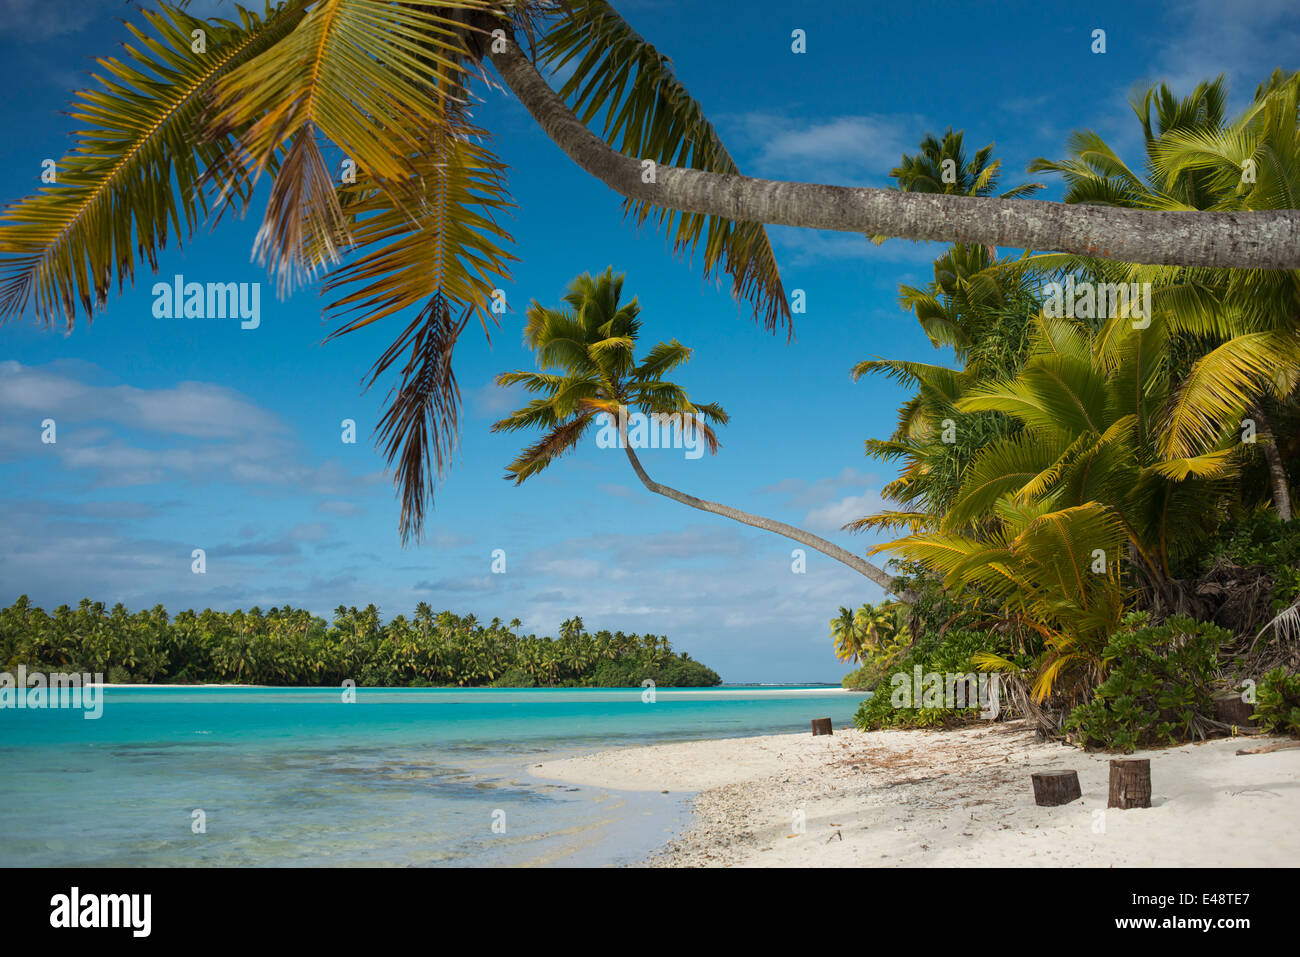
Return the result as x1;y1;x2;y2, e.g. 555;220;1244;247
0;3;309;326
1161;330;1300;458
206;0;493;291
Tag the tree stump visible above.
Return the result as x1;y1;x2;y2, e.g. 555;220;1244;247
1215;696;1255;728
811;717;833;736
1031;770;1081;806
1108;759;1151;809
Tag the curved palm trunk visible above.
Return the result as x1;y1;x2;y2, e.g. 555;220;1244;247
622;446;918;602
1252;406;1293;521
481;26;1300;269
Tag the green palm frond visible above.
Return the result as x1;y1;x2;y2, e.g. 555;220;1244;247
536;0;789;334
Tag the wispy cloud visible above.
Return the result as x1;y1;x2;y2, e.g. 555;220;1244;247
719;111;924;186
0;361;380;495
1152;0;1300;99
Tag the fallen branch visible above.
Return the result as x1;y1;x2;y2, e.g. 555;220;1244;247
1235;740;1300;755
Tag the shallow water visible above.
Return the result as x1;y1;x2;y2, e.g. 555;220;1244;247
0;686;866;866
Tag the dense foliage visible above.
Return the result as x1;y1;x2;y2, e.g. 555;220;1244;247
851;630;1002;730
834;74;1300;749
1194;511;1300;610
1254;668;1300;737
1062;616;1229;752
0;597;721;688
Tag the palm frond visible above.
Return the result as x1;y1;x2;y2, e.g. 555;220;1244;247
0;2;309;326
537;0;789;334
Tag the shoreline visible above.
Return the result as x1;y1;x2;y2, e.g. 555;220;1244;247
531;722;1300;867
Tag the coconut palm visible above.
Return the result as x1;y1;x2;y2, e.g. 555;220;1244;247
848;137;1045;537
493;268;912;597
873;312;1249;695
853;602;901;654
830;607;864;664
1026;72;1300;519
0;5;1287;549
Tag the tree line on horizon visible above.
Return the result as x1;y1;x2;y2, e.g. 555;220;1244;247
0;597;722;688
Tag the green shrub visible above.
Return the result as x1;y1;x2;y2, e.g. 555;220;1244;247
852;630;998;730
1064;615;1229;752
1195;509;1300;579
842;658;892;691
1253;668;1300;737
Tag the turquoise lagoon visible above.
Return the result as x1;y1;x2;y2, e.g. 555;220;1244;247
0;686;865;867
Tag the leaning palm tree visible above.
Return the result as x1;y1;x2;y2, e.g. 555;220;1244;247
0;4;1290;549
493;268;913;598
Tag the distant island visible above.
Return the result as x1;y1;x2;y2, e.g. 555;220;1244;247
0;597;721;688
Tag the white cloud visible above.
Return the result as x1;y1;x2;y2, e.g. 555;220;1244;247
720;111;924;185
1153;0;1300;99
803;490;884;534
0;360;285;440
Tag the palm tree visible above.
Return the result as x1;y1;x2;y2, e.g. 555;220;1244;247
830;607;862;663
1027;72;1300;520
874;313;1248;694
0;6;1286;549
846;137;1044;540
853;602;900;655
493;268;914;598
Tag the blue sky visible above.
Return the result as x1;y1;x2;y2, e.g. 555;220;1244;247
1;0;1296;682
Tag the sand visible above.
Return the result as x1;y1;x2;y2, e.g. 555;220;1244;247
530;722;1300;866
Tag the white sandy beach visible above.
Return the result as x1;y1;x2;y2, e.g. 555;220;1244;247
532;722;1300;866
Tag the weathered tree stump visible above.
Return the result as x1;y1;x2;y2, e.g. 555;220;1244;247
1215;696;1255;728
811;717;833;736
1108;759;1152;809
1031;770;1081;806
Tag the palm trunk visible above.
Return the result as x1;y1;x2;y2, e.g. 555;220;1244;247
621;445;918;602
1253;406;1293;521
480;24;1300;270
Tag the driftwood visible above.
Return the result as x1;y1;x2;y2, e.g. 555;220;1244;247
811;717;833;736
1236;740;1300;755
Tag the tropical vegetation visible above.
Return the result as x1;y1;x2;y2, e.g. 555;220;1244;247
838;73;1300;745
0;596;721;687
